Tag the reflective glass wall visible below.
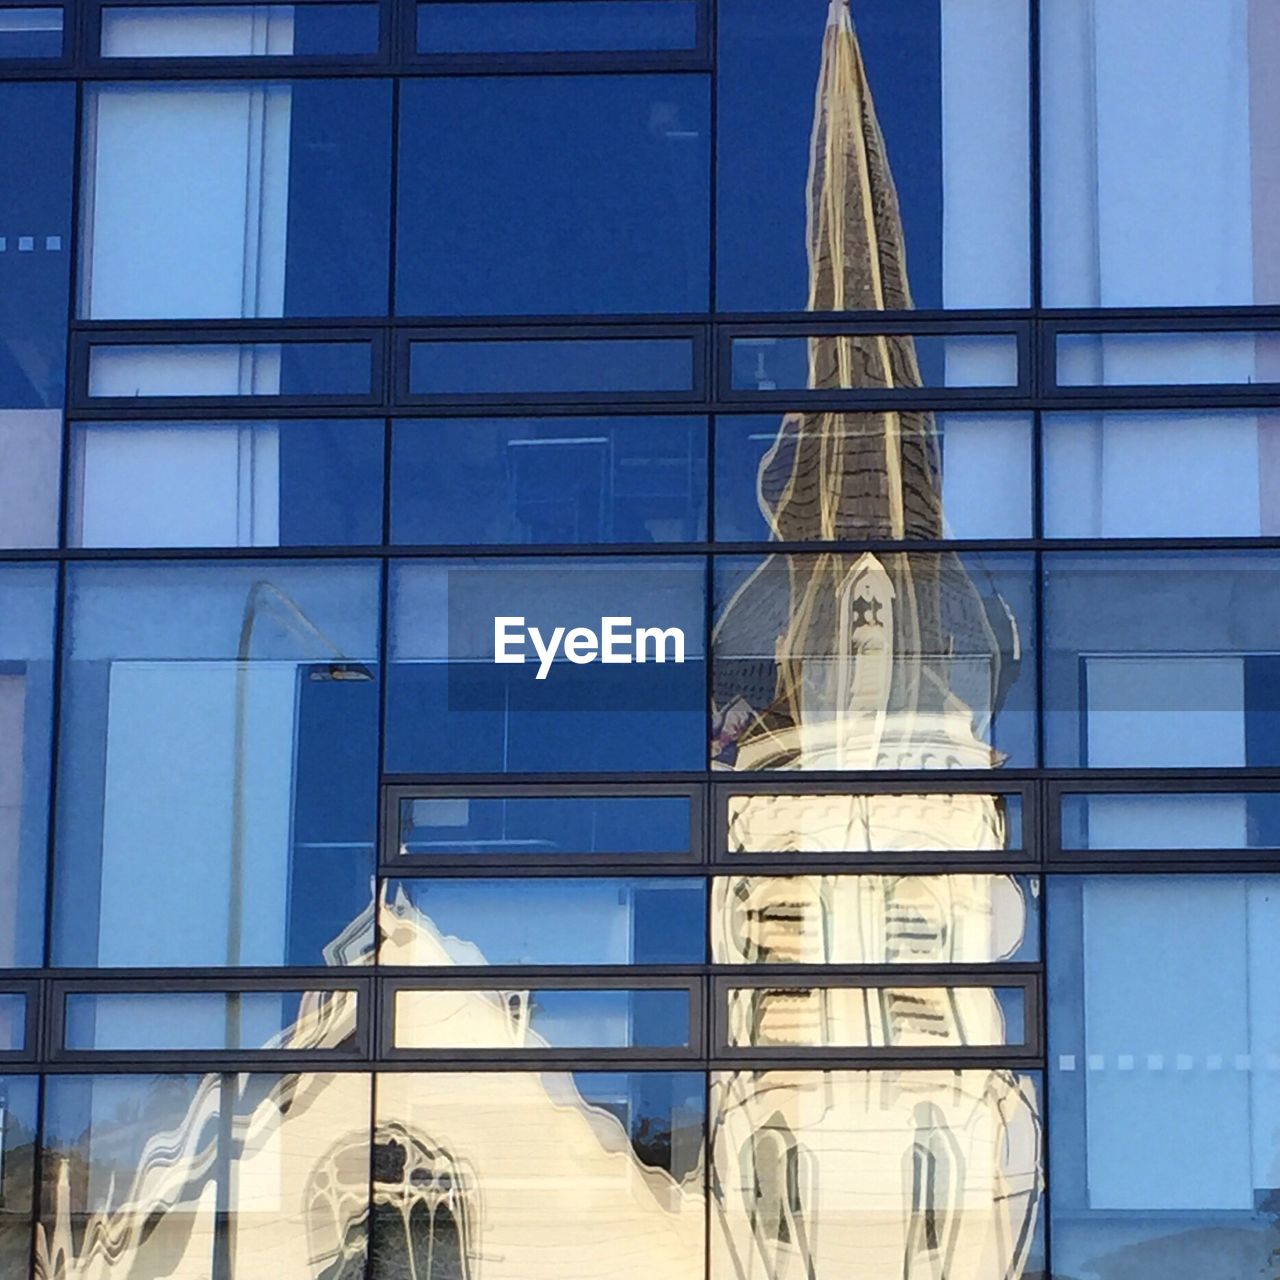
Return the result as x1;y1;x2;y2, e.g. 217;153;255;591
1;2;1277;1278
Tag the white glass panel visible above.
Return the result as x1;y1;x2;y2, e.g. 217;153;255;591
102;5;296;57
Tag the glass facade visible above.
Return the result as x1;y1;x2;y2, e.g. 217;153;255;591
0;2;1274;1277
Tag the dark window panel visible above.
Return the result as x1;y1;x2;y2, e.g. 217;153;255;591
0;6;62;56
397;75;710;316
392;416;706;545
416;0;699;53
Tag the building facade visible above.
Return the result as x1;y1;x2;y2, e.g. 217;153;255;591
1;1;1278;1277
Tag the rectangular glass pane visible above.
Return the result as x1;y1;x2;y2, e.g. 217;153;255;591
63;989;358;1051
417;1;699;53
388;558;706;773
86;341;374;398
718;0;1031;311
0;7;61;57
0;566;56;968
0;994;25;1050
375;1071;705;1276
397;76;709;315
1049;875;1280;1277
1043;0;1275;307
398;793;693;858
1044;552;1280;768
1060;792;1280;852
101;4;380;56
392;416;706;544
715;411;1033;541
381;878;705;965
725;792;1023;854
731;334;1020;393
1056;332;1280;387
712;1070;1044;1278
713;553;1037;770
81;80;391;319
394;987;691;1049
69;419;384;547
724;983;1026;1049
1045;410;1280;538
407;338;696;397
40;1073;371;1276
710;874;1039;965
0;1076;37;1273
54;562;380;968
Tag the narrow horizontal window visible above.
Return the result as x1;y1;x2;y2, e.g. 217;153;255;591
1060;792;1280;853
729;333;1020;393
722;982;1028;1050
381;877;706;966
711;874;1039;965
393;985;692;1050
417;0;698;54
68;418;384;548
407;337;697;398
1055;331;1280;388
395;791;695;860
0;6;62;57
100;3;380;57
724;791;1024;856
0;993;27;1051
62;989;360;1052
85;340;374;400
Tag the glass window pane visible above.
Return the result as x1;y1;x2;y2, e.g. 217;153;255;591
724;983;1027;1049
54;561;381;968
0;994;25;1050
397;792;694;858
0;83;73;547
387;558;706;773
0;1076;37;1274
86;340;375;398
1045;410;1280;538
1044;553;1280;768
713;553;1036;770
730;334;1020;393
714;411;1032;541
38;1073;371;1276
417;1;699;53
392;416;706;545
407;338;696;397
381;877;705;965
397;75;709;315
0;565;56;968
1060;792;1280;853
712;1070;1043;1276
0;7;62;56
394;987;692;1050
1049;876;1280;1276
725;791;1024;855
711;874;1038;965
1043;0;1277;307
1055;331;1280;387
101;4;380;56
69;419;384;547
718;0;1030;311
80;80;392;319
374;1071;704;1277
63;989;359;1051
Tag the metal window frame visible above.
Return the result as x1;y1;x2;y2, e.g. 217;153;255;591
380;973;703;1062
46;974;374;1065
711;970;1042;1063
381;780;705;869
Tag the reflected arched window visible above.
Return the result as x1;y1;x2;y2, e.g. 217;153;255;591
904;1101;964;1278
741;1113;816;1280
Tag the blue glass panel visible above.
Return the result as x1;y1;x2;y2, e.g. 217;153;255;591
392;416;706;545
100;4;379;55
381;878;706;965
0;7;61;57
417;0;698;52
397;75;710;315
